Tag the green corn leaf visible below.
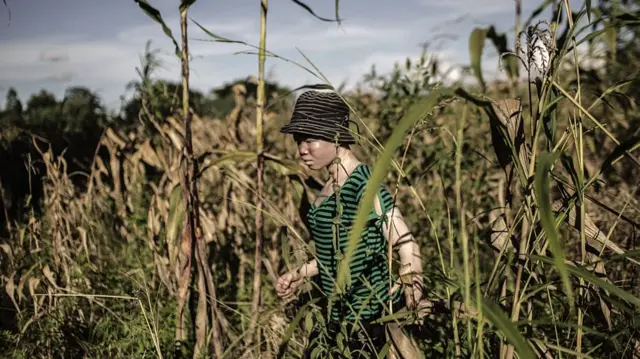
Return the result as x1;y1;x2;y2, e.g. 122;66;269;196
133;0;180;58
480;298;536;359
192;18;250;44
533;255;640;309
334;87;454;295
290;0;339;22
523;0;554;29
469;28;487;91
604;23;618;58
534;152;574;308
574;28;608;48
305;311;313;333
278;297;322;355
613;12;640;23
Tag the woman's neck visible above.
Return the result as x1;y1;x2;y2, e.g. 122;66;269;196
327;148;360;185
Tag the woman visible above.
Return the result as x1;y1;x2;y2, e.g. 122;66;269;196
275;88;423;358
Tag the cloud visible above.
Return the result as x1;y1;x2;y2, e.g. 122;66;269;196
0;12;424;110
39;51;69;63
416;0;544;18
266;22;410;52
43;71;74;83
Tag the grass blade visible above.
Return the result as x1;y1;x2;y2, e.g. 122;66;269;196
334;87;454;294
480;298;536;359
133;0;180;57
533;255;640;308
469;28;487;91
534;152;574;307
290;0;339;22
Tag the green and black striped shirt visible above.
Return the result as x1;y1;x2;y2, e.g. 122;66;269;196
307;163;402;323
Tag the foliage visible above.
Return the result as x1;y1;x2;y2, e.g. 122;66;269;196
1;0;640;358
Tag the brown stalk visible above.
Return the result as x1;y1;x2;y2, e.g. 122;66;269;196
512;0;522;97
0;173;11;232
177;2;223;358
247;0;268;354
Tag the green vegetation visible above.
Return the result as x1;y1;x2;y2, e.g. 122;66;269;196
1;0;640;358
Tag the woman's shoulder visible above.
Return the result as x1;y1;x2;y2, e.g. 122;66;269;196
353;162;372;179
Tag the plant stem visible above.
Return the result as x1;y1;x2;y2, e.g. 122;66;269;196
247;0;268;354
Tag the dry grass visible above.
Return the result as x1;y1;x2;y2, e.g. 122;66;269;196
2;1;640;358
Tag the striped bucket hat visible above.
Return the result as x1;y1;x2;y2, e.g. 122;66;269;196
280;88;355;145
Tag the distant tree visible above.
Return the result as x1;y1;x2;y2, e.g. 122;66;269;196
24;90;62;133
206;77;292;118
4;88;23;115
61;86;105;134
1;88;24;129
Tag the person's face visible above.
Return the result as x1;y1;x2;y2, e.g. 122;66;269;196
293;134;337;170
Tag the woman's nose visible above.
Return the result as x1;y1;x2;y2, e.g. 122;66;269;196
298;143;308;155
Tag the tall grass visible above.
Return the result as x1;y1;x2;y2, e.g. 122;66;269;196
1;0;640;358
246;0;268;355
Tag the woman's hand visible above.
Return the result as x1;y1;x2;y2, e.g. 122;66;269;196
275;270;304;299
400;266;423;310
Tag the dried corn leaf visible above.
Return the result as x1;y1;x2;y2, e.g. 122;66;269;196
5;274;19;312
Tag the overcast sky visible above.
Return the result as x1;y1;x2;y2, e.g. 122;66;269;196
0;0;585;110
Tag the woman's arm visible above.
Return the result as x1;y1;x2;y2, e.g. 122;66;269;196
374;197;424;308
295;259;319;279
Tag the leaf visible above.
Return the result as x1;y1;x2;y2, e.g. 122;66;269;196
277;297;322;356
2;0;10;24
480;298;536;359
290;0;339;22
469;28;487;91
166;184;185;262
335;0;341;25
0;243;12;259
523;0;554;29
586;0;592;22
613;12;640;23
199;151;257;175
133;0;180;58
502;53;520;80
600;135;640;171
486;25;508;53
264;154;307;176
515;319;608;338
540;95;564;117
604;23;617;58
42;265;59;289
334;87;454;295
533;255;640;309
5;274;19;312
305;311;313;333
192;19;249;45
574;28;608;48
534;152;574;307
